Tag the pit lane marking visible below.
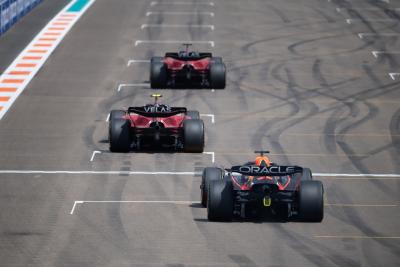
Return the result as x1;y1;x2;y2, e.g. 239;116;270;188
389;73;399;80
372;51;400;58
348;20;399;25
141;24;214;30
358;33;400;38
117;83;150;91
146;12;215;17
315;235;400;239
90;150;102;162
135;40;215;47
70;200;198;214
324;203;398;207
127;59;150;66
1;170;400;179
203;152;215;163
200;114;215;123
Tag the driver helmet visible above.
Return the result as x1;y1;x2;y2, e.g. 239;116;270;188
255;156;271;167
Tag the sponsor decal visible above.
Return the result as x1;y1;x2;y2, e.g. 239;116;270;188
231;165;302;176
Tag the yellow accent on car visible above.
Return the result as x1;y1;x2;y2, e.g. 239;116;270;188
151;93;162;98
263;196;271;207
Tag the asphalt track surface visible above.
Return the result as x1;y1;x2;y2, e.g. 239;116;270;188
0;0;399;266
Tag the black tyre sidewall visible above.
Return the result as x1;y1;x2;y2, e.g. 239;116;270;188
183;119;204;153
150;57;167;88
209;62;226;89
207;180;234;221
109;118;131;152
201;167;224;207
299;180;324;222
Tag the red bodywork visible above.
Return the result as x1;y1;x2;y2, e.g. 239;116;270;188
125;113;188;128
164;57;211;71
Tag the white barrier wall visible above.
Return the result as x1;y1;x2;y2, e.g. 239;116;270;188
0;0;42;35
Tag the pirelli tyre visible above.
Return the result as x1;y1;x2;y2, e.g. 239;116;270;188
183;119;204;153
298;180;324;222
110;110;125;121
209;60;226;89
201;167;224;207
301;168;313;181
186;110;200;120
109;118;131;152
150;57;167;88
207;179;234;221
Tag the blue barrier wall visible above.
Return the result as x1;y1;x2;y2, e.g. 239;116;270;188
0;0;42;36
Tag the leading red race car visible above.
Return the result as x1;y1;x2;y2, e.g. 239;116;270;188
150;44;226;89
109;94;204;152
201;151;324;222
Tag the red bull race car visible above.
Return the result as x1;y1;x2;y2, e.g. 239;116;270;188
201;151;324;222
150;44;226;89
109;94;204;152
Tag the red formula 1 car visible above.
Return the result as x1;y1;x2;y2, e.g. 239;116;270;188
201;151;324;222
150;44;226;89
109;94;204;152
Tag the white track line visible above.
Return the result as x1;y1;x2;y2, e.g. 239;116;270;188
203;152;215;163
348;19;399;24
1;170;400;178
315;235;400;239
389;73;399;80
117;83;150;91
372;51;400;57
90;151;102;162
313;173;400;178
200;113;215;123
70;200;197;214
141;24;214;30
0;170;200;175
146;11;214;17
127;59;150;66
135;40;215;47
324;203;397;207
150;1;214;6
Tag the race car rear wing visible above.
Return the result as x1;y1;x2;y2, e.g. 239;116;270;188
228;165;303;176
127;107;187;118
165;52;213;60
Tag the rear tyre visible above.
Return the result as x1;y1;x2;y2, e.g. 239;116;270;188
301;168;313;181
109;118;131;152
201;167;224;207
186;110;200;120
211;57;223;64
209;62;226;89
110;110;125;121
298;180;324;222
207;180;234;221
183;119;204;153
150;57;167;88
